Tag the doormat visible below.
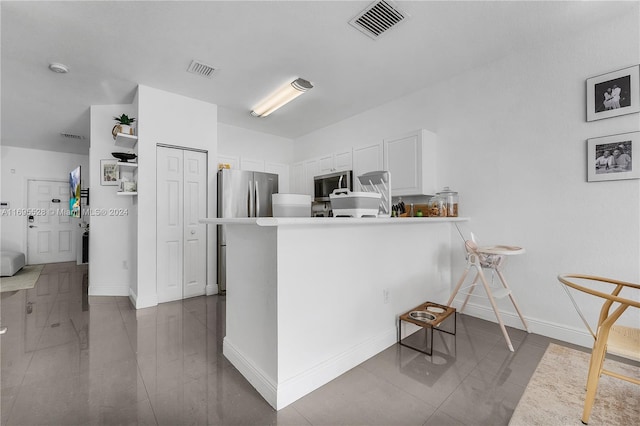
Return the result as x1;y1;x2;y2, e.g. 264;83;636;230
0;264;44;292
509;343;639;425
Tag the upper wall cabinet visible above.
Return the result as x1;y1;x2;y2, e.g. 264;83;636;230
265;162;290;193
240;157;265;172
319;150;352;174
304;158;321;196
218;154;240;170
384;129;437;196
290;162;305;195
352;142;383;190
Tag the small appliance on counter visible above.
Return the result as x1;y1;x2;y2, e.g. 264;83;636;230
329;189;381;217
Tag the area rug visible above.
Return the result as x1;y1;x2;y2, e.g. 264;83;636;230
509;343;639;425
0;264;44;292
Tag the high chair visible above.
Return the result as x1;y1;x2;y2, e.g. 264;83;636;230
558;274;640;424
447;232;530;351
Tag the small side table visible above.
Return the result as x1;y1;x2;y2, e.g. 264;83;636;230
398;301;456;356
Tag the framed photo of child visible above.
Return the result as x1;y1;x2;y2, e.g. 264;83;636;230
586;65;639;122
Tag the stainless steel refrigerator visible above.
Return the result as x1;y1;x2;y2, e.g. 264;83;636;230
217;169;279;293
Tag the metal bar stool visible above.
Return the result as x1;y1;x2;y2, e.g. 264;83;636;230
447;239;530;351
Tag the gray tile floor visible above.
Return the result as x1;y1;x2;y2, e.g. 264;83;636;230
1;261;561;425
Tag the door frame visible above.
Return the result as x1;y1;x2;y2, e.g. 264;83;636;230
25;177;75;264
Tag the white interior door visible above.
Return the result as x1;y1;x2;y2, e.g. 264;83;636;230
157;146;207;303
27;180;76;264
183;150;207;299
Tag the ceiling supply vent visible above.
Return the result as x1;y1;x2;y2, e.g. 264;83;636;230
349;0;408;40
60;133;86;140
187;60;216;78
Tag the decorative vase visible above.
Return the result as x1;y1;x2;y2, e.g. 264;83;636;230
112;124;134;139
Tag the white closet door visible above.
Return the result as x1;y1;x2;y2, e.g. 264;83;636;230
157;146;207;303
183;150;207;299
157;147;184;303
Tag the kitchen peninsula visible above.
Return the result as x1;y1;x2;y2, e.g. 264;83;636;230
200;217;468;410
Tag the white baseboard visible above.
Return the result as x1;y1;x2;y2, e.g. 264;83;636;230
223;338;278;409
223;326;397;411
135;293;158;309
456;301;592;349
276;326;397;410
88;284;129;297
128;288;138;308
206;283;217;296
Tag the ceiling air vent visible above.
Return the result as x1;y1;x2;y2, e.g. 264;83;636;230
349;0;408;40
187;60;217;78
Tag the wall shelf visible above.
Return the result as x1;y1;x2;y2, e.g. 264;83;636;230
116;162;138;169
114;133;138;149
116;191;138;196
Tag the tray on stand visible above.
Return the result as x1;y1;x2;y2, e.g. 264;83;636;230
398;301;457;356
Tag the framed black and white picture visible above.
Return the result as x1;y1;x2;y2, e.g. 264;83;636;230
586;65;639;121
587;132;639;182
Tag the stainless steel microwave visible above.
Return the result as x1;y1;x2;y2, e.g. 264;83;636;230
314;170;353;201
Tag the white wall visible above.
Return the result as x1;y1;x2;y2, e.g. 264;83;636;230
0;146;89;257
218;123;293;165
135;85;218;308
88;104;137;296
218;123;293;192
294;10;640;347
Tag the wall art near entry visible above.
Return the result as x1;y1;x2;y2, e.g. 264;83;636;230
586;65;639;121
588;132;639;182
100;159;119;185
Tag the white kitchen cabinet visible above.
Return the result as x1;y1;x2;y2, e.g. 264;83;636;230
240;157;265;172
384;129;437;196
290;162;305;194
217;154;240;170
352;142;383;191
304;158;321;196
318;150;352;174
265;162;290;193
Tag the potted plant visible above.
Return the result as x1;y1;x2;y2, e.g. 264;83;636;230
112;114;136;139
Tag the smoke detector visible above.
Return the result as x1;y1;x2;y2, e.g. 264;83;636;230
349;0;408;40
187;60;217;78
49;63;69;73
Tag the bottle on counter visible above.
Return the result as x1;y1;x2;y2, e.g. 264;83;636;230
436;186;459;217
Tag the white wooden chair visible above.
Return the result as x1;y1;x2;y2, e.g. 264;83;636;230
558;274;640;424
447;233;530;351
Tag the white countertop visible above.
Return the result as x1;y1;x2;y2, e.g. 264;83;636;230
200;217;469;226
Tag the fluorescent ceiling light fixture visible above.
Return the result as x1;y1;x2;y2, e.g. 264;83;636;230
251;78;313;117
